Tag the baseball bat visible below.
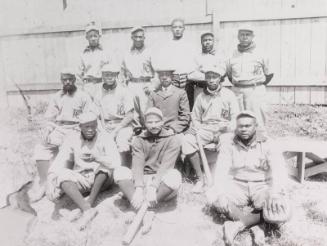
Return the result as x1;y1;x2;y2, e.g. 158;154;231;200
191;117;213;186
122;203;148;245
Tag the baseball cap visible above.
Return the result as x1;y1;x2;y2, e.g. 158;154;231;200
85;22;102;35
238;24;254;33
201;32;214;40
101;63;120;74
203;64;226;76
60;67;76;77
79;112;98;124
155;68;175;74
144;107;163;120
236;110;257;120
131;26;145;35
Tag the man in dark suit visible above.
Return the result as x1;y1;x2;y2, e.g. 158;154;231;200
147;68;190;134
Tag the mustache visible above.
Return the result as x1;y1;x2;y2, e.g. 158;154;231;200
63;84;77;94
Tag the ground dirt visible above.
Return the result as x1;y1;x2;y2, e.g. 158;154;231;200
1;104;327;246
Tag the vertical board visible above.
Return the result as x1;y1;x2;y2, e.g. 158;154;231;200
266;86;281;104
310;18;326;80
280;87;295;104
310;86;325;104
265;20;282;85
294;86;311;104
295;19;311;83
280;19;297;85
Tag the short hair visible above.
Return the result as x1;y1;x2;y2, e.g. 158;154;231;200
171;18;185;26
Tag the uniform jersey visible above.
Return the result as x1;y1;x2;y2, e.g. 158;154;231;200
78;46;109;80
93;84;134;121
192;87;239;132
49;131;121;174
152;38;197;74
189;51;225;81
121;46;154;79
226;46;270;86
45;89;92;123
212;133;287;193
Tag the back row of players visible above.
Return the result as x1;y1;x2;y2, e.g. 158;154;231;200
32;18;290;244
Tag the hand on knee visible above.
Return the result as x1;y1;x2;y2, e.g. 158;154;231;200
214;194;230;214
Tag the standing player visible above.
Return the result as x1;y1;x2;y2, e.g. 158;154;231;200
226;25;273;127
78;22;109;97
121;26;155;128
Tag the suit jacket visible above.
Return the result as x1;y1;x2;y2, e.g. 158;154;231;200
148;85;190;133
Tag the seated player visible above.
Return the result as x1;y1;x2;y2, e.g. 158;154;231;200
182;64;239;193
32;69;92;200
93;63;134;166
206;111;291;245
147;68;190;134
114;107;182;233
46;112;123;230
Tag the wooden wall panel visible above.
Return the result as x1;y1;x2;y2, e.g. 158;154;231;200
280;19;297;85
310;87;326;104
295;19;311;83
266;20;282;85
267;87;281;104
1;0;327;106
295;87;311;104
280;87;295;104
310;18;327;79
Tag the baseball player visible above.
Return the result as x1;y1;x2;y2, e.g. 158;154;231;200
77;22;110;97
226;25;273;128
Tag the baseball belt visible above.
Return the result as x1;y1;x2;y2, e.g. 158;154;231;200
234;81;265;88
83;77;102;84
233;177;271;183
129;77;151;83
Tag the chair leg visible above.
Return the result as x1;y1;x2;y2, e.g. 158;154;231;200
297;152;305;183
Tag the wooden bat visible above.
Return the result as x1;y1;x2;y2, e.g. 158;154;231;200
122;203;148;245
191;117;213;186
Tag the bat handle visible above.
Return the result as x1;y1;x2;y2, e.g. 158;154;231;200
122;203;148;245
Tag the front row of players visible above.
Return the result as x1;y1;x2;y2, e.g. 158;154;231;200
34;64;290;245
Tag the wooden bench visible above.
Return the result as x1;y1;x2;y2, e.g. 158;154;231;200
277;137;327;183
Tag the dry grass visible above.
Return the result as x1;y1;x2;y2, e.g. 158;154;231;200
2;104;327;246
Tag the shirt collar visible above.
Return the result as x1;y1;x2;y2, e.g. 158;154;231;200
131;45;145;52
80;132;98;143
84;44;103;53
202;48;216;55
233;132;267;149
204;86;222;96
138;128;173;139
161;84;172;92
60;89;76;97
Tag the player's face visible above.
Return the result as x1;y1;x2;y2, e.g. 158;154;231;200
102;72;118;85
238;30;254;46
236;117;257;140
205;72;221;91
145;114;163;135
86;30;100;47
132;30;145;49
171;21;185;39
202;35;214;52
158;72;173;88
80;120;98;140
61;73;76;93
